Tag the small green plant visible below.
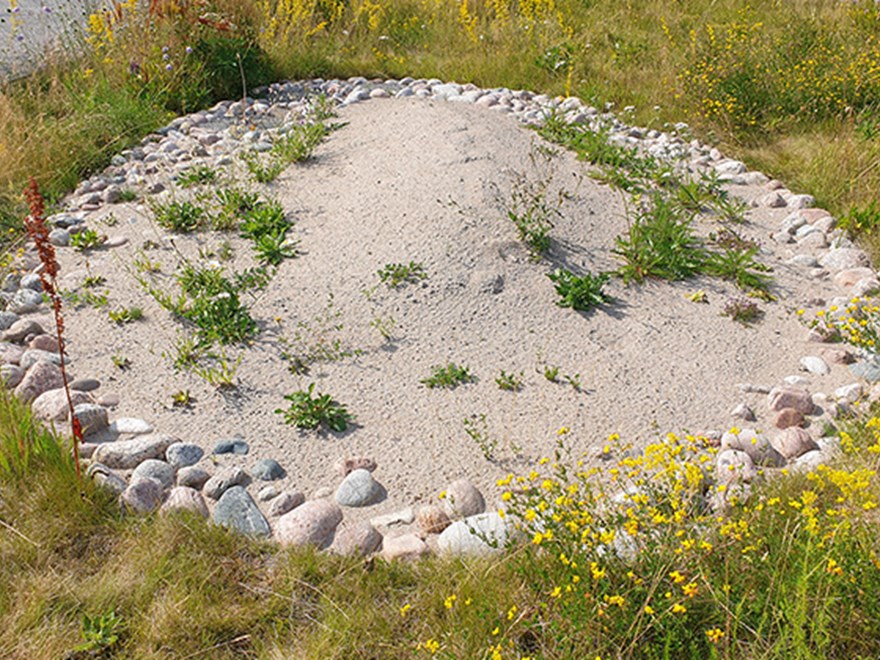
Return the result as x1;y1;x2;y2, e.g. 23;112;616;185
82;274;106;288
62;288;109;309
564;373;583;391
275;383;352;432
704;247;773;293
241;120;329;183
111;353;131;370
108;306;144;324
152;200;206;233
839;200;880;236
542;364;560;382
171;389;193;407
118;188;138;203
546;269;611;311
192;349;242;389
73;609;124;655
69;228;105;251
464;413;497;461
495;370;524;392
217;240;234;261
176;164;217;188
377;262;428;288
421;362;475;389
99;213;119;227
214;188;262;231
282;295;361;370
253;230;298;265
723;297;763;325
370;315;397;342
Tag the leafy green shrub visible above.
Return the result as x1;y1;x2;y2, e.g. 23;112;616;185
839;200;880;236
275;383;352;432
704;247;773;294
614;195;706;284
152;200;205;233
176;164;217;188
546;268;611;311
69;228;105;251
421;363;475;389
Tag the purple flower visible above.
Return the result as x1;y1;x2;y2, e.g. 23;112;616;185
41;5;52;13
165;63;173;71
185;46;193;55
129;60;141;75
162;46;169;53
162;53;169;61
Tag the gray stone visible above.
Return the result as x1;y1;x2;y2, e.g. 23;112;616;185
442;479;485;519
715;449;758;484
251;458;286;481
257;485;280;501
335;469;385;507
269;491;305;516
70;378;100;392
49;229;70;246
160;486;209;517
87;462;127;495
10;288;44;314
1;364;23;388
835;383;863;404
131;459;175;489
792;449;826;472
275;499;343;548
730;403;755;422
2;319;44;343
213;486;270;537
177;466;211;490
18;349;65;370
93;432;178;469
73;403;109;436
203;466;249;500
19;273;42;291
331;521;382;556
851;358;880;382
0;341;24;364
437;512;511;555
0;312;19;331
96;393;120;408
14;361;62;403
166;442;204;468
381;533;430;561
120;478;164;514
31;388;93;421
721;428;785;467
213;437;249;455
818;248;870;272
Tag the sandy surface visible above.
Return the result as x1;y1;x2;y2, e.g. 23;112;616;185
52;97;857;518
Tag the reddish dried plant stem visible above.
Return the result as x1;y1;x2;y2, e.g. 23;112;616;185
23;177;83;481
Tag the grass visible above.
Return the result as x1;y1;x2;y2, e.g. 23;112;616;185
377;261;428;288
3;382;880;656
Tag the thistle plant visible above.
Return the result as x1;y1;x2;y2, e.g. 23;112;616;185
23;178;83;480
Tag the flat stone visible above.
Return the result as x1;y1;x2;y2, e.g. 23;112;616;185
161;486;209;517
177;466;211;490
28;335;58;352
268;491;305;517
109;418;153;435
715;449;758;484
442;479;486;519
817;347;855;365
759;192;787;208
800;356;831;375
74;403;109;436
381;533;430;561
257;485;279;502
18;348;65;370
69;378;100;392
31;388;93;421
166;442;204;468
792;449;826;472
213;486;270;537
437;512;511;555
0;342;25;364
334;456;377;477
203;466;249;500
14;361;63;403
730;403;755;422
720;429;785;467
131;459;175;489
851;358;880;382
833;268;875;288
370;507;415;528
835;382;863;404
213;437;249;455
251;458;286;481
335;469;385;507
120;478;164;514
331;521;383;556
275;499;343;549
771;427;819;460
93;432;178;469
